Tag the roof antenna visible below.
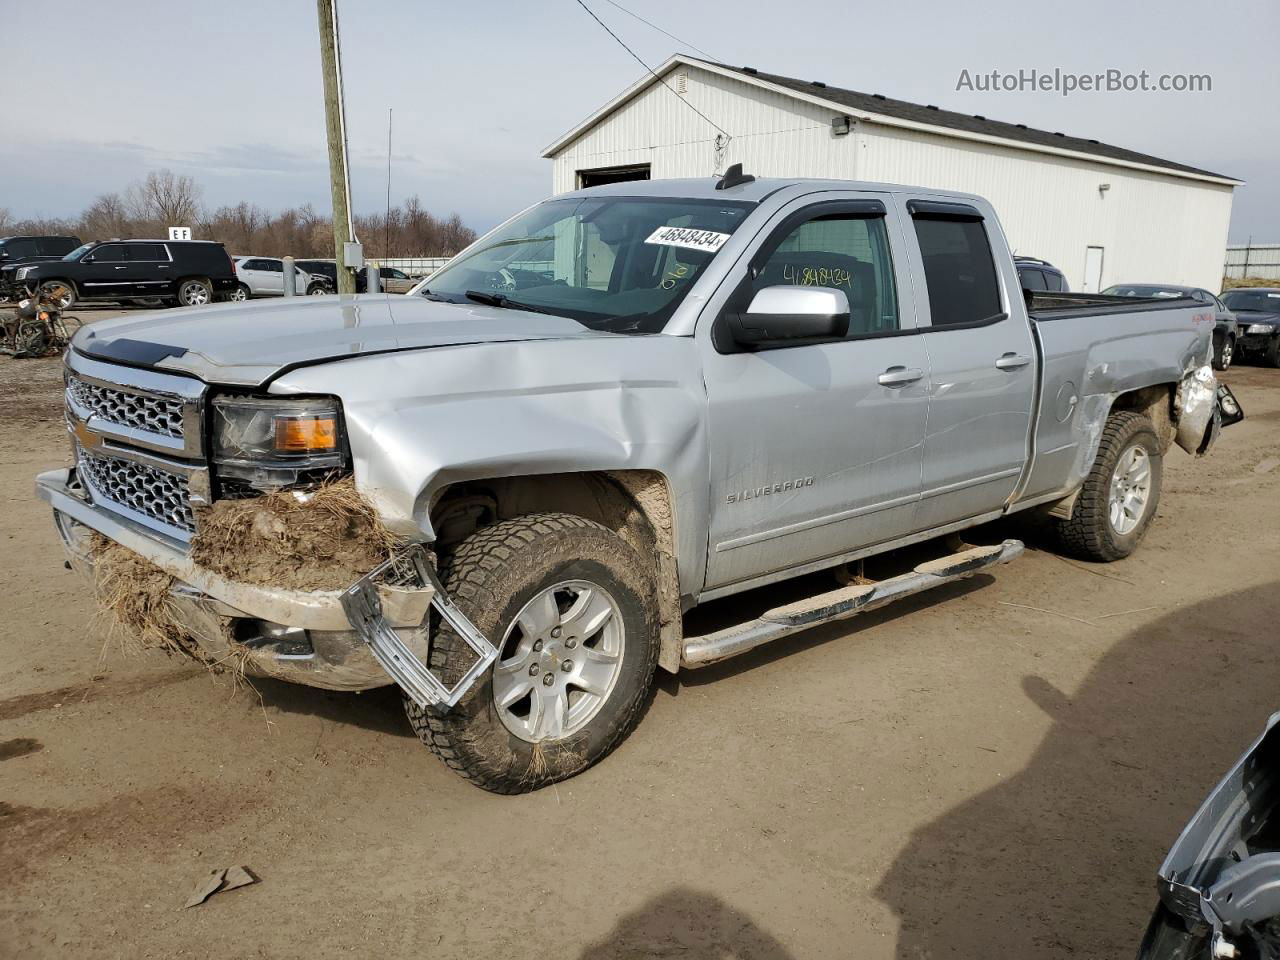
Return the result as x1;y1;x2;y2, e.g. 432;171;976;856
716;163;755;190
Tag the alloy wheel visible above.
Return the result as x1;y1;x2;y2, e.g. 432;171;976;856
1109;445;1152;535
491;580;625;742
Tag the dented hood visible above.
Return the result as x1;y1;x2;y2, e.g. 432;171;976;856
72;293;618;386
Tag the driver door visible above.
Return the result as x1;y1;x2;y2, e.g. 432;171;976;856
698;194;930;592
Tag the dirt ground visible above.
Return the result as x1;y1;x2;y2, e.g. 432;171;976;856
1;309;1278;959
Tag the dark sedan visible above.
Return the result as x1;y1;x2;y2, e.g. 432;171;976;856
1103;283;1240;370
1222;288;1280;367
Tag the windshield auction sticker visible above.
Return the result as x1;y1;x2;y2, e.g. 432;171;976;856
644;226;730;252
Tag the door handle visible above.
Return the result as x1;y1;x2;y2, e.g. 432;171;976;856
114;265;127;270
995;353;1032;370
878;366;924;387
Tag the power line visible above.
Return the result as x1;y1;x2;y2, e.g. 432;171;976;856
573;0;729;140
601;0;718;62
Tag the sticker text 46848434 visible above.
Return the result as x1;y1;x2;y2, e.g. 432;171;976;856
644;226;731;253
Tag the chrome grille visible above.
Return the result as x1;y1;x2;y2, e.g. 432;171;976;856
76;447;196;535
67;375;185;440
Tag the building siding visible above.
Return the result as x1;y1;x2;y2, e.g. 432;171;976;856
550;64;1234;292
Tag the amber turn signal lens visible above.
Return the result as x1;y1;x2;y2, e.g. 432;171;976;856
274;415;338;454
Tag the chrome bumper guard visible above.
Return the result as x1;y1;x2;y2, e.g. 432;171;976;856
341;545;497;709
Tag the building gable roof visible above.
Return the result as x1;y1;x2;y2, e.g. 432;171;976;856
542;55;1240;186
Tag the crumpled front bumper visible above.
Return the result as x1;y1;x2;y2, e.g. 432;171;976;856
36;466;436;692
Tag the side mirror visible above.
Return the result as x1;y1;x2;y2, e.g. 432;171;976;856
82;255;95;263
728;286;850;347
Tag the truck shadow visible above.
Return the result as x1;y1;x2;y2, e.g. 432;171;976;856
873;582;1280;957
245;677;414;738
577;886;794;959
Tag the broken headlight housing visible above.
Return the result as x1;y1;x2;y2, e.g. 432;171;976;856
210;395;347;491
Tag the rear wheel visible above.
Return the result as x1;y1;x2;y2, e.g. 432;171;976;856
1056;411;1163;561
177;278;212;307
37;280;74;309
405;513;660;793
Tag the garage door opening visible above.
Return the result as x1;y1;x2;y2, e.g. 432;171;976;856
577;164;651;189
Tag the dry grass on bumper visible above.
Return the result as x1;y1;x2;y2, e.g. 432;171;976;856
89;533;230;667
191;476;399;592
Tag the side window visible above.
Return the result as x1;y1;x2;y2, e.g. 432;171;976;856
912;216;1003;327
39;238;79;256
127;242;167;262
92;244;128;262
263;260;283;273
1045;270;1066;292
1019;267;1047;291
752;213;899;335
5;239;39;258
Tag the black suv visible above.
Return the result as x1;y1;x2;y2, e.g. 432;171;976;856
15;239;238;308
0;235;82;300
1015;256;1070;293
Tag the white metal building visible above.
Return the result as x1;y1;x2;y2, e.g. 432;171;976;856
543;56;1239;292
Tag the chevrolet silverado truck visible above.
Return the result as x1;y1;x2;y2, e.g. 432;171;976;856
37;170;1235;793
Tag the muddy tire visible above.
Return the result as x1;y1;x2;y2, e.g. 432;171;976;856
1056;411;1163;562
405;513;660;793
1268;336;1280;369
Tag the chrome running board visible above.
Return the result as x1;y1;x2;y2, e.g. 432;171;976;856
681;539;1024;668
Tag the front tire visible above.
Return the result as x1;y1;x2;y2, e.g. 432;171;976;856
1057;411;1163;561
229;284;249;302
1268;336;1280;369
406;513;660;793
177;278;212;307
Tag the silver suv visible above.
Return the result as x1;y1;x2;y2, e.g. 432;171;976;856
231;257;325;299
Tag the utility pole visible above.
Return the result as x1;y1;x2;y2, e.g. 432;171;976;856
316;0;357;293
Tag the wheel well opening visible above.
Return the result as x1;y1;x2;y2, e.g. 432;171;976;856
1112;384;1175;451
429;470;683;673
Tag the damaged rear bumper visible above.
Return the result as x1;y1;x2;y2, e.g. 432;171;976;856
37;467;440;692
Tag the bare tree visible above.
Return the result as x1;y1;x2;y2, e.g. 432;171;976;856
4;170;475;258
125;169;202;227
81;193;130;240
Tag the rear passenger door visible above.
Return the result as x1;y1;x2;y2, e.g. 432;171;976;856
903;199;1037;529
124;242;172;297
699;194;931;591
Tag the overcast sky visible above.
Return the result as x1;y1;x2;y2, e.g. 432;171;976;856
3;0;1276;242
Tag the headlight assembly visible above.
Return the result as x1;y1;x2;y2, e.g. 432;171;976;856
1247;323;1276;335
211;395;347;489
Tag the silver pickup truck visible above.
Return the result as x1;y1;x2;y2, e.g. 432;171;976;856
37;170;1233;792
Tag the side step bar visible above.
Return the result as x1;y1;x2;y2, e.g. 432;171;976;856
681;539;1024;668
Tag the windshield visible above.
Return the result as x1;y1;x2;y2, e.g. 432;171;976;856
1102;284;1185;299
63;243;95;261
1223;290;1280;313
417;196;755;333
